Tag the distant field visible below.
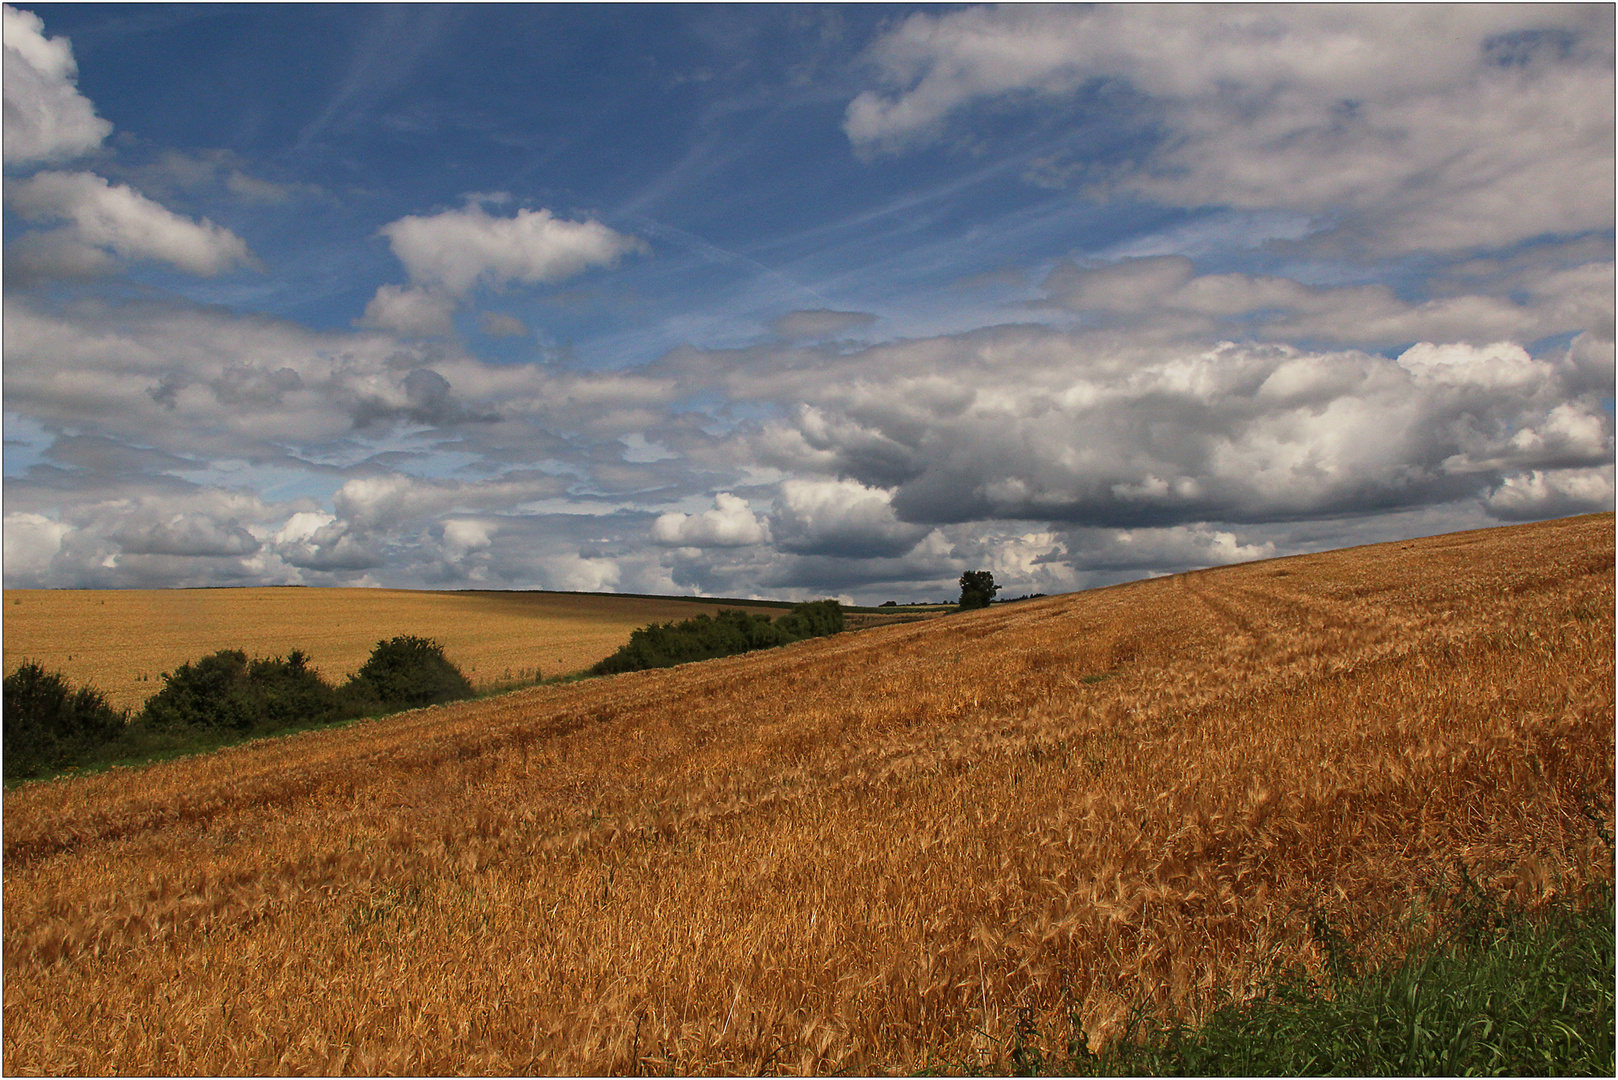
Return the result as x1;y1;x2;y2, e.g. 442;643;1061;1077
3;514;1611;1075
1;588;789;711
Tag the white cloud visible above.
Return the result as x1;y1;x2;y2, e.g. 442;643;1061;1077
532;552;621;592
1;488;317;589
3;511;71;576
6;170;255;277
269;512;380;571
1484;466;1616;520
113;511;261;557
1396;341;1540;389
358;284;457;338
380;202;645;296
770;477;929;558
329;472;568;537
716;324;1612;530
653;492;771;547
442;518;494;550
1;4;111;166
847;4;1614;253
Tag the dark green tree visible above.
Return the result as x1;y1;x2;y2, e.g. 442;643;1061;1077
3;661;127;779
958;570;1000;610
140;649;342;733
344;636;474;710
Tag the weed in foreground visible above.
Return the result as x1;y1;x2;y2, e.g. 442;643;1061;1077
1049;884;1615;1077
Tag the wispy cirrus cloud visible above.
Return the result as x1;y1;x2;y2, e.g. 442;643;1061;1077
847;4;1614;253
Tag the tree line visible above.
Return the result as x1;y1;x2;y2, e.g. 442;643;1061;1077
3;635;475;782
592;600;845;675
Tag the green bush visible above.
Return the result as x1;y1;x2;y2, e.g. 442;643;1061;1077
774;598;845;639
139;649;344;734
343;636;473;710
593;601;844;676
3;661;128;780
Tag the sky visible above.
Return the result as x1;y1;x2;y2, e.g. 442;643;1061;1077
2;3;1613;603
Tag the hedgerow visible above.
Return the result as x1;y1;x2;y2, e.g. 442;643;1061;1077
5;637;475;785
139;649;347;734
2;661;128;781
343;635;475;710
592;600;844;675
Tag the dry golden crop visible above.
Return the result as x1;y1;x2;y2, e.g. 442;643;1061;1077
3;514;1612;1075
1;587;788;712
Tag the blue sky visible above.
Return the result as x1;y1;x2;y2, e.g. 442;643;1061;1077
4;3;1613;601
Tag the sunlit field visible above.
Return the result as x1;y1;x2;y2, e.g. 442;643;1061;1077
2;588;788;711
3;514;1611;1075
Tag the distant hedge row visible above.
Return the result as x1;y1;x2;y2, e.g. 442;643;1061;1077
3;636;474;782
592;600;844;676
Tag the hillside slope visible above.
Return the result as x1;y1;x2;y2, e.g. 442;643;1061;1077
3;514;1612;1074
2;587;791;710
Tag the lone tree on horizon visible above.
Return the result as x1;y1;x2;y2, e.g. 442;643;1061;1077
957;570;999;610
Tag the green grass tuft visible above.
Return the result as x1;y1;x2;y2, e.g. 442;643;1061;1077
1073;884;1615;1077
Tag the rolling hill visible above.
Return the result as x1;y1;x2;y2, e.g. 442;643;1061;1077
3;513;1611;1074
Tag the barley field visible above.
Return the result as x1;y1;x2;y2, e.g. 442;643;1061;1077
2;514;1612;1075
2;588;787;712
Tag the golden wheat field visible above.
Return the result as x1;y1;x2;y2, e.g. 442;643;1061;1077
2;514;1612;1075
2;588;789;712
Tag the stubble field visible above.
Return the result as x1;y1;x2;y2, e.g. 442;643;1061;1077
2;588;789;712
2;514;1612;1075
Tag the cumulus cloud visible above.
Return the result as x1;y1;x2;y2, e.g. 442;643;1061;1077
358;284;457;337
360;202;644;340
770;309;878;341
847;4;1614;252
716;325;1613;530
441;518;495;557
1;487;309;589
113;511;261;557
6;170;256;278
3;511;71;577
328;472;570;538
269;512;381;571
1;4;111;166
769;478;929;558
652;492;771;547
379;202;645;296
1483;466;1616;521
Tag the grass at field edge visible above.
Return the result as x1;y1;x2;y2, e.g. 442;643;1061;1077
921;876;1616;1077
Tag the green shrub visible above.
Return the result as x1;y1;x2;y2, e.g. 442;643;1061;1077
774;598;845;638
343;636;473;710
592;601;844;676
2;661;127;780
139;649;344;734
